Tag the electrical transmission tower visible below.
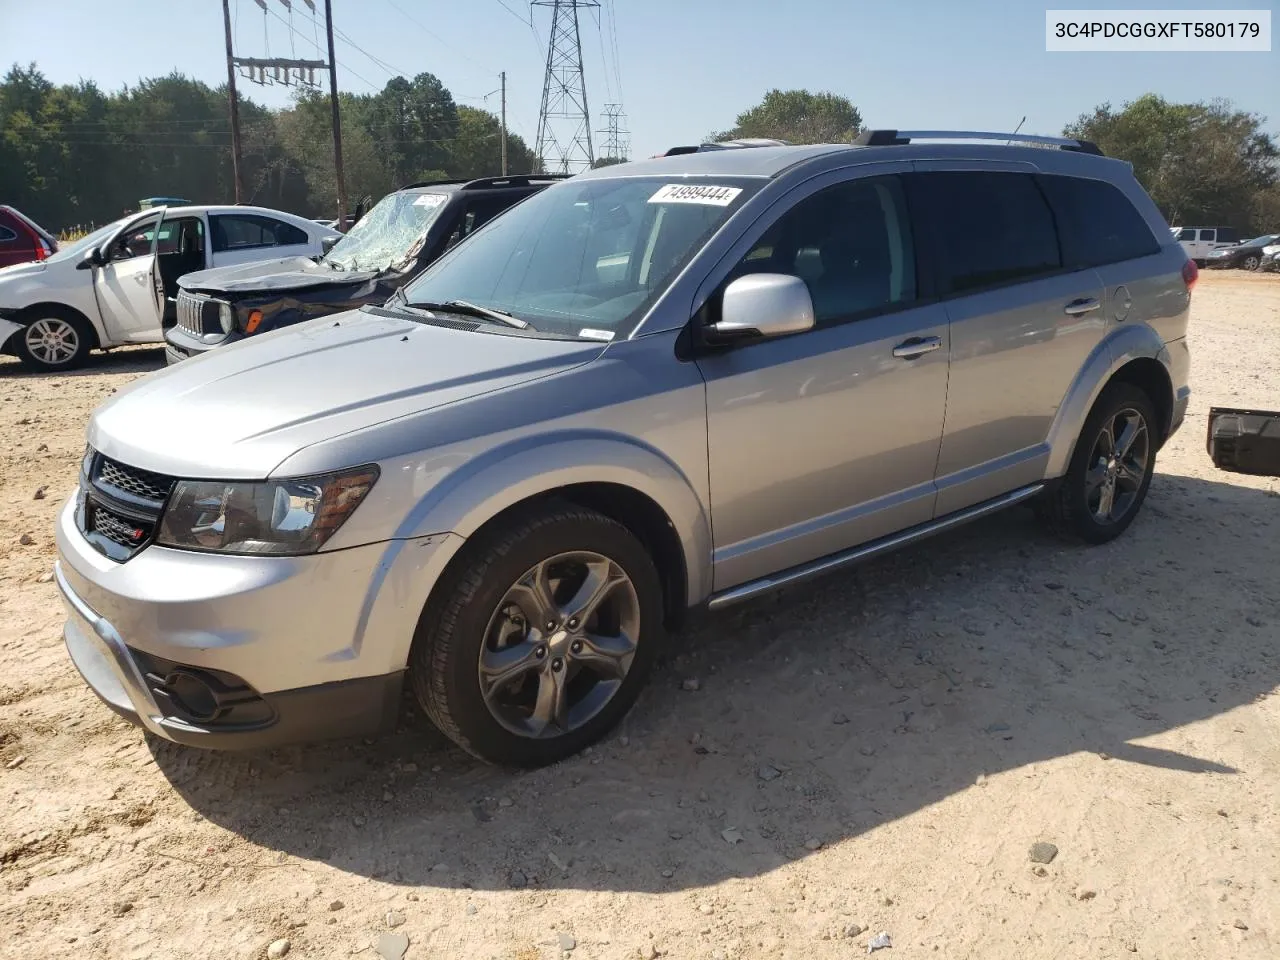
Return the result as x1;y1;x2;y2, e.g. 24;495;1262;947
534;0;598;174
597;104;630;163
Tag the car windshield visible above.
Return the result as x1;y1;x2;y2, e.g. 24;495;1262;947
400;175;763;339
44;221;123;263
1241;235;1278;246
323;191;451;272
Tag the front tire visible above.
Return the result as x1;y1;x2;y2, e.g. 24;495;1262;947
410;502;664;767
13;308;94;372
1241;254;1260;271
1040;383;1158;544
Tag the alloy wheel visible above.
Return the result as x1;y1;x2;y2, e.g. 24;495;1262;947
478;551;640;739
24;317;80;366
1243;255;1260;271
1085;407;1150;525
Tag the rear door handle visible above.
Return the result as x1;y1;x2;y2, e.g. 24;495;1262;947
892;335;943;359
1064;298;1101;316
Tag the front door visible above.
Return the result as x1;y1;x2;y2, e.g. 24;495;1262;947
93;213;163;343
696;172;950;591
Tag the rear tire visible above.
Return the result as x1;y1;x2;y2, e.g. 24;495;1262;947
1241;254;1260;271
1040;383;1158;544
13;308;94;372
410;502;664;767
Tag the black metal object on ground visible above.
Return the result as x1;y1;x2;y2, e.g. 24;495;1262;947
1207;407;1280;476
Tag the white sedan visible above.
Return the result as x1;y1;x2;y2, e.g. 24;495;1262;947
0;205;340;371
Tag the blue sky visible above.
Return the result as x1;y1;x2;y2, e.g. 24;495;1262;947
1;0;1275;157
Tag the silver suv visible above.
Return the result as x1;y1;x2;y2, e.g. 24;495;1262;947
55;131;1193;766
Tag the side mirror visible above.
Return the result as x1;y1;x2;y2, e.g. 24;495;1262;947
320;235;341;256
76;248;102;270
707;273;815;343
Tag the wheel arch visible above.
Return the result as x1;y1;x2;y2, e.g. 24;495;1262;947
1044;325;1175;479
13;301;103;350
371;431;712;632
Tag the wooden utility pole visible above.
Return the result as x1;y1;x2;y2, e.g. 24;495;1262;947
221;0;245;202
324;0;349;230
500;71;508;176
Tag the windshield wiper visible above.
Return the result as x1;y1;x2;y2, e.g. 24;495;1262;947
406;299;530;330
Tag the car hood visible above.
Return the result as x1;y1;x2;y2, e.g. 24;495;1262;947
89;309;607;479
179;256;381;295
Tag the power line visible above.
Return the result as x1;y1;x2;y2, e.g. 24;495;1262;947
605;0;624;104
381;0;500;77
493;0;533;26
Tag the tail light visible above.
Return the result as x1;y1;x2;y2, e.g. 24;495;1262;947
1181;258;1198;293
11;218;49;260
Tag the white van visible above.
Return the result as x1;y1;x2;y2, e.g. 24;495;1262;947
0;205;339;371
1172;226;1240;264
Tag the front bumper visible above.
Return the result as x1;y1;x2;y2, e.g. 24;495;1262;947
55;497;460;749
164;324;240;364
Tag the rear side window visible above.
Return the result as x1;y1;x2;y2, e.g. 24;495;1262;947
912;172;1060;294
211;214;309;252
1038;175;1160;268
0;225;16;243
1200;229;1216;243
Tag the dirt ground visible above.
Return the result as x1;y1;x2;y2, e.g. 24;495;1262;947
1;271;1278;960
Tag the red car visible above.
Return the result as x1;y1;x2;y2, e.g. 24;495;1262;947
0;206;58;267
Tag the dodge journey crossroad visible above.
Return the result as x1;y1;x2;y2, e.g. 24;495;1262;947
56;130;1193;766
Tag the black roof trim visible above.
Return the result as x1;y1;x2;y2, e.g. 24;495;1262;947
399;173;574;191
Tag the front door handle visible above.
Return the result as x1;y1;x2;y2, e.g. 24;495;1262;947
1064;298;1101;316
892;335;943;359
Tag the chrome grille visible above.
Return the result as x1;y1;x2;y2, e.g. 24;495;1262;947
176;290;218;335
97;457;175;504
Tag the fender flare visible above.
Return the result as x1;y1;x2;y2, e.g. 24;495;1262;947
389;429;714;606
1043;323;1171;478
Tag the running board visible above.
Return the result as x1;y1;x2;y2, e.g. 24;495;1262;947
706;483;1045;610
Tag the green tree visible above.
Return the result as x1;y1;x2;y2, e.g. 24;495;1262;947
1065;94;1278;232
712;89;862;145
448;105;537;177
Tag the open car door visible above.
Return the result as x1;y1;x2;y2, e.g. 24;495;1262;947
90;208;166;344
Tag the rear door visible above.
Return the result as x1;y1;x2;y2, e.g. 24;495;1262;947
910;166;1104;515
93;212;165;343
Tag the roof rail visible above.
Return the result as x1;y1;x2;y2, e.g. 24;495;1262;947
658;138;791;157
400;173;574;191
460;173;574;190
400;178;470;190
853;129;1104;156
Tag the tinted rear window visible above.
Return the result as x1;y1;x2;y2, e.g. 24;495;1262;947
1038;175;1160;268
912;171;1061;294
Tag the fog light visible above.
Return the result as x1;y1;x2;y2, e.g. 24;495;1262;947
163;670;221;723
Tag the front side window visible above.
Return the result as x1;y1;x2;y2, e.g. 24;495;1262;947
323;191;451;272
727;176;916;325
108;216;160;261
1176;228;1196;242
402;176;762;339
913;171;1061;294
1038;175;1159;268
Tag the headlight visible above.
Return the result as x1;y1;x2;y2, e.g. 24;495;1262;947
218;301;234;334
156;466;379;555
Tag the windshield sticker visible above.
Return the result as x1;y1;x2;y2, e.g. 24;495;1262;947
578;328;616;341
413;194;447;208
648;184;742;206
